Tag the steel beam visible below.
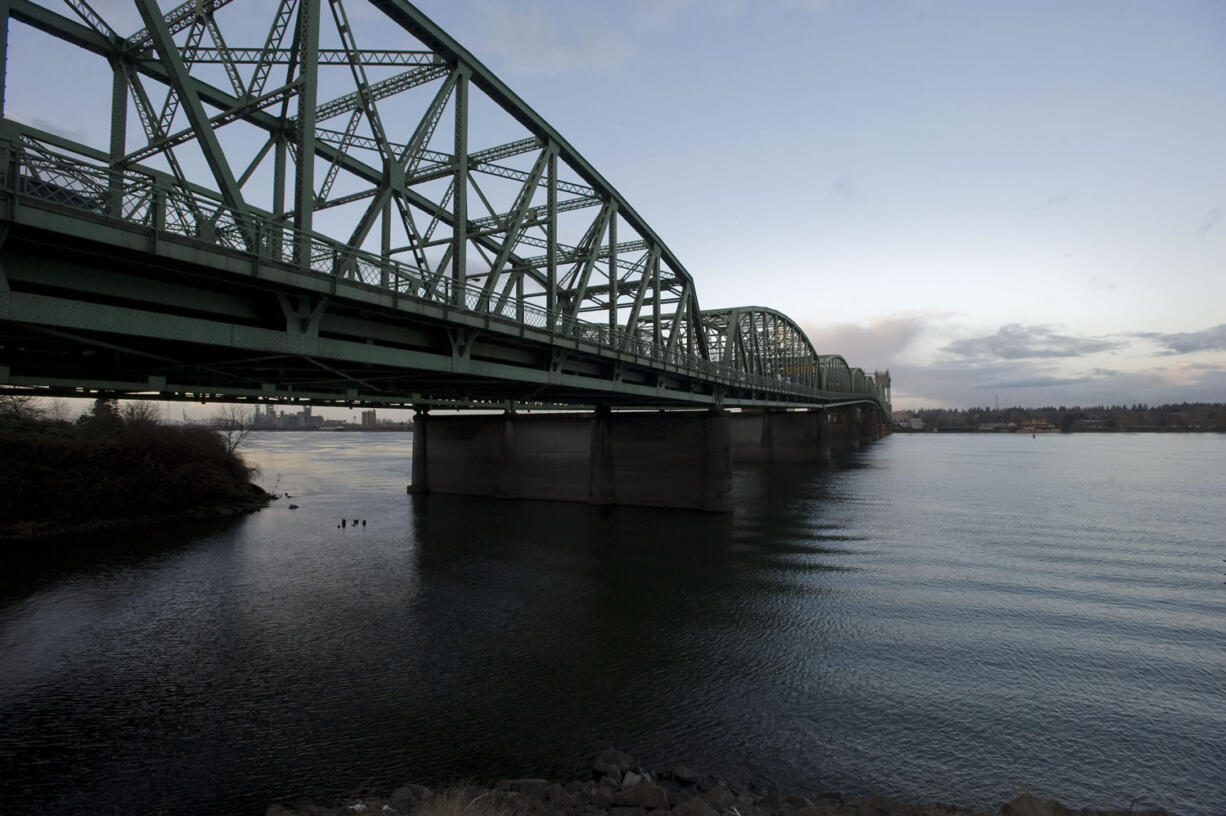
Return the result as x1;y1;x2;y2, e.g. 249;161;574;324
292;0;319;258
452;65;468;304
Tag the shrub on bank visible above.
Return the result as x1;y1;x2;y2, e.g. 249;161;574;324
0;402;268;530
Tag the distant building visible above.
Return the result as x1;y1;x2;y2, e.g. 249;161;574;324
892;411;924;431
360;409;377;428
251;403;322;429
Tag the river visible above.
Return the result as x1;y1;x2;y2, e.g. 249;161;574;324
1;431;1222;815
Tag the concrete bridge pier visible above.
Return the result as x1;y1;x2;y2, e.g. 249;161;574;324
825;406;861;451
729;410;831;464
408;409;732;511
825;405;891;450
408;409;429;493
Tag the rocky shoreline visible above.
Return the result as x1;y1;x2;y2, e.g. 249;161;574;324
266;750;1171;816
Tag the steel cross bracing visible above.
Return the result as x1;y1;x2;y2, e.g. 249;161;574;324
0;0;890;416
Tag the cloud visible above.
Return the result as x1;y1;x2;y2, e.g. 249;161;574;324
1040;194;1071;209
1198;207;1220;237
942;323;1124;362
1135;323;1226;355
477;3;634;75
890;357;1226;410
798;315;928;368
985;374;1095;389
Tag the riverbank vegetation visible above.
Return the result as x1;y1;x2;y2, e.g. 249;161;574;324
0;395;269;539
899;401;1226;433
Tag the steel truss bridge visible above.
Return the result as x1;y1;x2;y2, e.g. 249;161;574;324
0;0;890;417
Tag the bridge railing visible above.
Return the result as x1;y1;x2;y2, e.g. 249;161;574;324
1;131;890;412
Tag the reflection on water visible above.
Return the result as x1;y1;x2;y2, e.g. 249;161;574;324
1;432;1223;815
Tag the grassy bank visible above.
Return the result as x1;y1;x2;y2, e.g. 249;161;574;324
0;398;269;539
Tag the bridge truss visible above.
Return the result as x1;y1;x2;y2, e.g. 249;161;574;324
0;0;889;416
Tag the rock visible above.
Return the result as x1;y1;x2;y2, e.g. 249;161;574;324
1000;795;1071;816
699;784;737;810
759;793;786;809
499;778;551;796
388;784;432;811
387;788;413;813
549;782;576;806
611;808;647;816
794;803;842;816
623;771;644;788
672;766;701;785
595;748;638;777
615;783;671;810
855;795;911;816
266;806;293;816
593;788;617;809
673;796;721;816
786;794;814;810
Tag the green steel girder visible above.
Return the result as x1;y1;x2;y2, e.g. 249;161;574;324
0;0;892;418
190;47;439;65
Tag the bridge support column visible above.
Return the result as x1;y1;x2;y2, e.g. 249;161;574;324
824;407;858;451
846;407;862;450
816;410;832;461
415;410;731;511
729;410;830;465
408;409;429;493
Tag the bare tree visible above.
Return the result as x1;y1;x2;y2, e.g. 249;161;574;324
121;400;162;426
0;392;40;420
45;398;79;422
211;403;254;453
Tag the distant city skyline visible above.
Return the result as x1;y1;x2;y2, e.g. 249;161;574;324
5;0;1224;409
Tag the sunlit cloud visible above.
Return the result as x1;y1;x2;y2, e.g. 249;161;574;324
799;315;928;368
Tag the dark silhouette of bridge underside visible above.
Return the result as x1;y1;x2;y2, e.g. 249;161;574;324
0;0;890;417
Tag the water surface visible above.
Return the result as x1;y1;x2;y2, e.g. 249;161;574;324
1;431;1222;814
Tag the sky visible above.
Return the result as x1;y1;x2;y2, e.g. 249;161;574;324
5;0;1226;410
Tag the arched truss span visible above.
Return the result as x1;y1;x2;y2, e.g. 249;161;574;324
701;307;890;409
0;0;888;414
5;0;708;357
